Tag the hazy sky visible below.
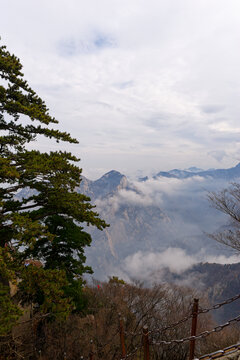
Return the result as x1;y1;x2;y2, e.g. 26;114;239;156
1;0;240;178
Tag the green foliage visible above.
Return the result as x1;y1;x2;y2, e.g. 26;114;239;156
0;41;108;335
0;283;22;336
108;276;125;285
0;246;23;335
23;214;94;311
19;266;72;317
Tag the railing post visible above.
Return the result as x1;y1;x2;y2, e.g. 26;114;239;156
143;325;150;360
189;298;199;360
119;313;126;358
89;339;94;360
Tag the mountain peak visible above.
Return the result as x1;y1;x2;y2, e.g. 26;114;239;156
100;170;125;179
85;170;128;199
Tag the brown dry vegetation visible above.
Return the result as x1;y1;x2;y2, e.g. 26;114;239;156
1;278;239;360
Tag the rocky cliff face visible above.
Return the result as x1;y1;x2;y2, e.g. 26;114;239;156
15;165;240;298
78;170;129;200
78;165;240;281
80;170;170;278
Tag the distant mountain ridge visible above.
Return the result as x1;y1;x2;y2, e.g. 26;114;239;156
81;163;240;189
153;163;240;180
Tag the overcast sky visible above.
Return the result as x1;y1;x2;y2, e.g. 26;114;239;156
1;0;240;179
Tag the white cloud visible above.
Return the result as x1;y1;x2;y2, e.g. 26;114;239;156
95;175;207;213
133;176;206;198
1;1;240;177
85;173;240;281
122;248;240;282
205;254;240;265
124;248;196;277
209;122;240;133
95;188;155;214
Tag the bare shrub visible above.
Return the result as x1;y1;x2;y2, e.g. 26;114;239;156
2;278;240;360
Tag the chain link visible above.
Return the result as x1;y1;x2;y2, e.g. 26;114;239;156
149;313;193;335
196;342;240;360
78;292;240;358
124;312;192;338
107;292;240;343
148;292;240;336
151;314;240;346
198;293;240;314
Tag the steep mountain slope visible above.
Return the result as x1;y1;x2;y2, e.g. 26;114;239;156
81;171;171;277
79;170;129;200
15;164;240;285
82;166;238;280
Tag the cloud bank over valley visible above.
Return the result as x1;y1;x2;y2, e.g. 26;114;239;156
83;168;240;282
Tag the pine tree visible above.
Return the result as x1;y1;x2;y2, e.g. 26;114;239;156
0;41;107;334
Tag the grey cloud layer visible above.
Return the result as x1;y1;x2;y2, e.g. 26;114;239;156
1;0;240;177
85;175;237;281
122;248;240;283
